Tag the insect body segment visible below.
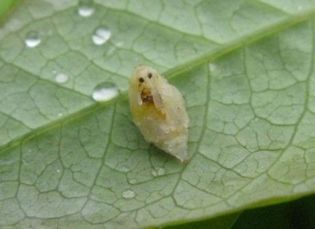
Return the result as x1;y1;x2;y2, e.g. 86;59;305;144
128;65;190;163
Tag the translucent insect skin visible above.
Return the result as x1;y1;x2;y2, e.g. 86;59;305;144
128;65;189;163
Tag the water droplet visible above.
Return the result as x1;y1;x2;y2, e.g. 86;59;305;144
152;167;165;177
152;170;157;177
92;26;111;45
56;169;61;173
25;31;41;48
120;166;129;172
122;189;136;199
114;41;124;47
78;0;95;17
92;82;119;102
209;63;217;72
55;73;69;84
157;168;165;176
57;113;63;117
129;179;137;184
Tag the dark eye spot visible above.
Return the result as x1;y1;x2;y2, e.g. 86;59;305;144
148;73;152;79
139;77;145;83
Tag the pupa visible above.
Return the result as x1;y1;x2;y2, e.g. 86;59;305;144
128;65;189;163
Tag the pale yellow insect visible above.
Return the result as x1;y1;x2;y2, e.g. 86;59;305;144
128;65;190;163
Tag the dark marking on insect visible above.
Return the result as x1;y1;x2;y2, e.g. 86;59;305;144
141;88;154;104
139;77;145;83
148;72;152;79
142;95;153;103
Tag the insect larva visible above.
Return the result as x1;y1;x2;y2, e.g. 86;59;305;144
128;65;189;163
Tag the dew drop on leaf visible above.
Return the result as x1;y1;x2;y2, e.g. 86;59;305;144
55;72;69;84
92;26;111;45
25;31;41;48
114;41;124;47
122;189;136;199
209;63;217;72
78;0;95;17
120;166;130;172
157;168;165;176
92;82;119;102
152;167;166;177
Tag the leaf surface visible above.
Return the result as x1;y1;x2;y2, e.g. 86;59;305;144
1;0;315;228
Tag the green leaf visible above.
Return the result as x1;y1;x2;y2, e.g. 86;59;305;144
0;0;17;18
1;0;315;228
